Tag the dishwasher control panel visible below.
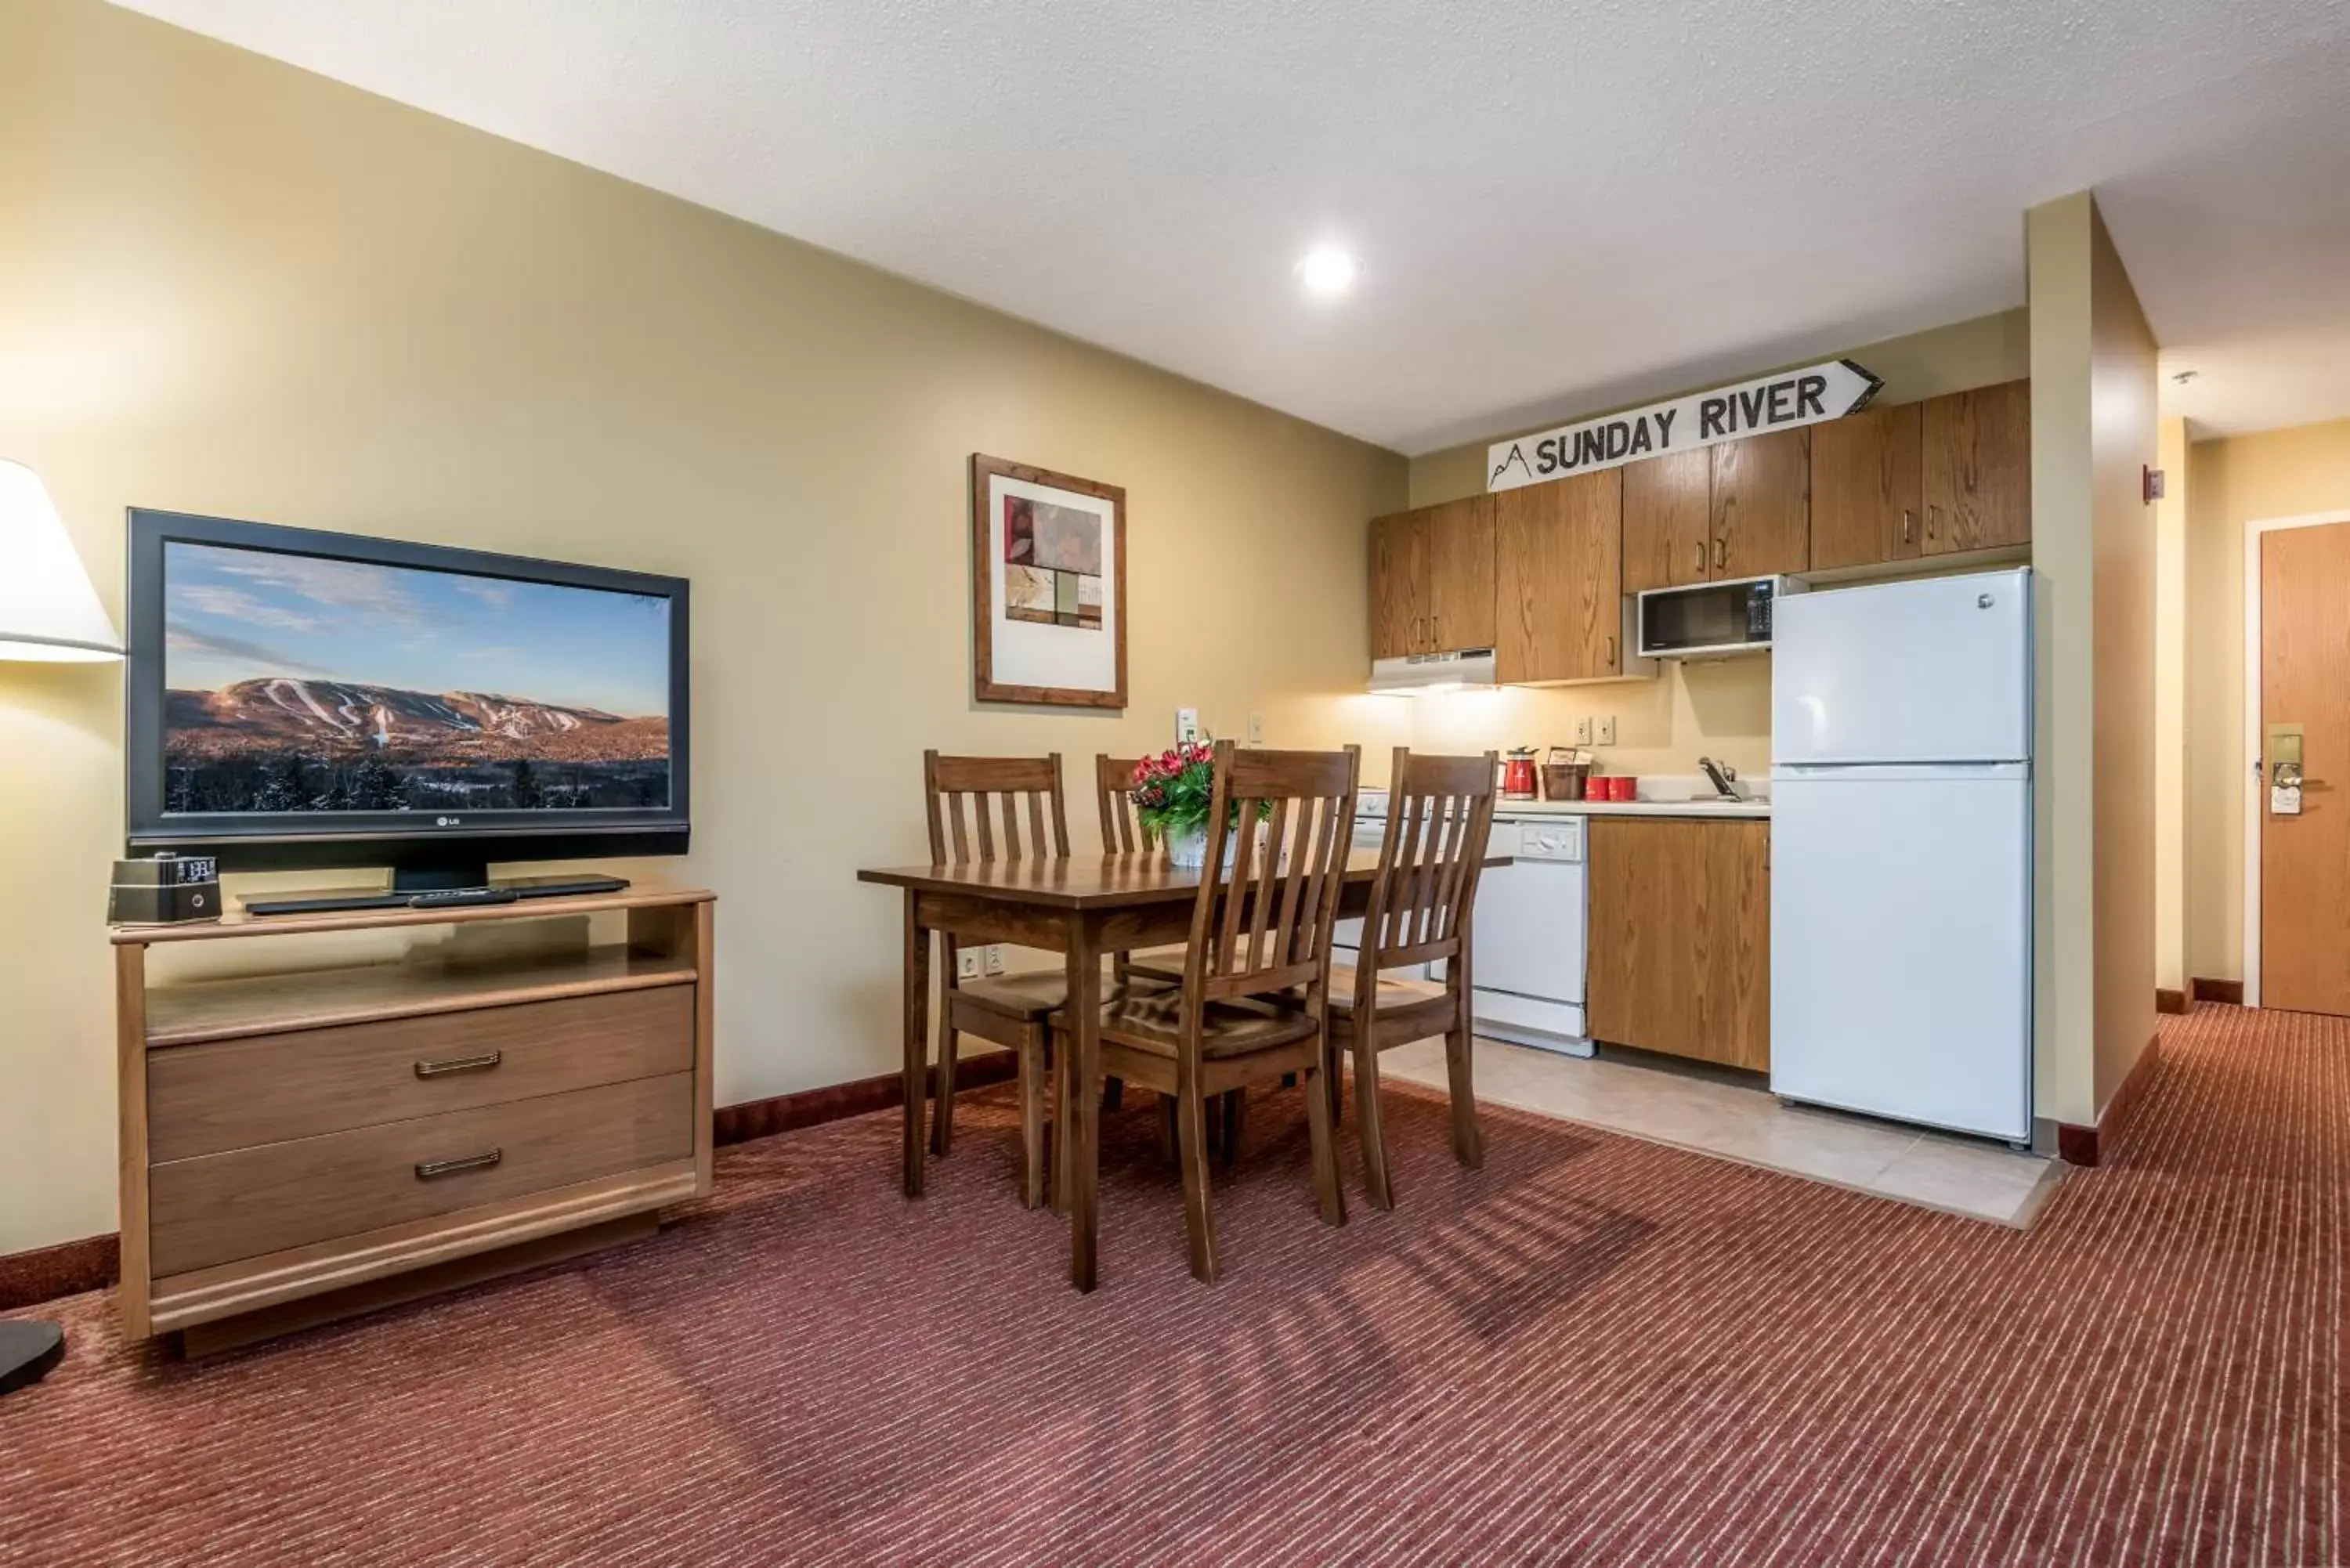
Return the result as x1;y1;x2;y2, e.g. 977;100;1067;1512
1499;816;1583;862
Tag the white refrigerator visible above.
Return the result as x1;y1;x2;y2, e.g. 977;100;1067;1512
1770;567;2034;1143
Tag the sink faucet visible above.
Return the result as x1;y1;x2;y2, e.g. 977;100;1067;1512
1697;756;1740;800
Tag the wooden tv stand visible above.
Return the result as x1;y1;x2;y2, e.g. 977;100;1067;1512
112;887;714;1354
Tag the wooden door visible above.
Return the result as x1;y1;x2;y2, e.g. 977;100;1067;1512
1426;496;1497;652
1710;428;1811;579
2261;521;2350;1014
1921;380;2031;555
1698;821;1771;1071
1622;448;1712;592
1494;470;1624;684
1809;403;1922;571
1368;508;1427;658
1587;818;1707;1055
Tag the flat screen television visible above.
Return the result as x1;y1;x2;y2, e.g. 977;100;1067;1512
125;510;689;907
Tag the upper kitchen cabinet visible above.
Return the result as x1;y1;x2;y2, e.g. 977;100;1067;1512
1810;401;1923;571
1921;378;2031;555
1368;507;1429;659
1622;446;1712;593
1709;426;1811;579
1426;496;1497;652
1368;497;1494;658
1495;468;1625;683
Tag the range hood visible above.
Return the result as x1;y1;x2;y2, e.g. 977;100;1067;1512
1368;647;1497;695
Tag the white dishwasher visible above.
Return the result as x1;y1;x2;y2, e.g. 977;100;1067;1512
1439;814;1593;1056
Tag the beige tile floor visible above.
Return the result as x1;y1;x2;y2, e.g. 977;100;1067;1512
1382;1035;2066;1228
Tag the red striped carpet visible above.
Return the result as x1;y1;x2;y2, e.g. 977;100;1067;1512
2;1003;2341;1565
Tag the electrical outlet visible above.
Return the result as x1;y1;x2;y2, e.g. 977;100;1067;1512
1574;717;1593;745
1597;715;1617;746
1177;707;1200;743
984;945;1006;976
1246;713;1264;746
955;948;982;980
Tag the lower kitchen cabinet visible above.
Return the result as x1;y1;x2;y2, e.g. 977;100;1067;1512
1586;818;1770;1071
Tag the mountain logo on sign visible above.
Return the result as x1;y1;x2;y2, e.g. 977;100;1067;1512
1489;443;1532;488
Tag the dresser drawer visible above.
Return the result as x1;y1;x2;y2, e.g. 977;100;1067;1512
147;986;693;1163
149;1072;693;1277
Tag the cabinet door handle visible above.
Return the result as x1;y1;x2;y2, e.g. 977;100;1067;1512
1605;634;1618;667
1694;541;1706;577
1900;508;1914;544
415;1148;502;1180
1713;537;1728;571
414;1050;502;1079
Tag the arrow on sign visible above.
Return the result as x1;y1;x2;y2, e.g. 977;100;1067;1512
1487;358;1885;493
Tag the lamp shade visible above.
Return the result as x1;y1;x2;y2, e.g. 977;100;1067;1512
0;461;122;661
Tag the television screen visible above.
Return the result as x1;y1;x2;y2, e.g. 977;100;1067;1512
161;540;673;817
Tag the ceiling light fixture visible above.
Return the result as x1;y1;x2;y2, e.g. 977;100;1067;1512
1295;246;1360;298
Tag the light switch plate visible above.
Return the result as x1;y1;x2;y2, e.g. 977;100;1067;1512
1597;715;1617;746
1574;717;1593;745
956;948;982;980
1177;707;1200;743
1246;713;1264;746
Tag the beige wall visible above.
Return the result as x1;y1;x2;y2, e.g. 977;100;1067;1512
1396;309;2030;786
2183;418;2350;984
0;0;1408;1253
2025;192;2158;1127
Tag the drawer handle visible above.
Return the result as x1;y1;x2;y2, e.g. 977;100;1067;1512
414;1051;503;1079
415;1148;503;1180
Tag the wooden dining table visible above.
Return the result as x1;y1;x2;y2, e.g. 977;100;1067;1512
857;849;1507;1292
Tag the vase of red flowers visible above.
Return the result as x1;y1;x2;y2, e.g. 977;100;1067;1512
1130;741;1232;870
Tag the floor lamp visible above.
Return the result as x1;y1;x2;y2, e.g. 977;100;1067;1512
0;459;124;1396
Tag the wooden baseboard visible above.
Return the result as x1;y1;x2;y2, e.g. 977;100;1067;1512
2155;988;2189;1015
0;1053;1020;1315
712;1048;1018;1146
0;1232;119;1314
2056;1030;2164;1167
2191;977;2245;1005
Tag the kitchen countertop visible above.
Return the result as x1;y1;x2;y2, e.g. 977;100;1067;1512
1491;797;1770;820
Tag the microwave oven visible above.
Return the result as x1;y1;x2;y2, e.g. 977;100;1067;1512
1635;575;1795;659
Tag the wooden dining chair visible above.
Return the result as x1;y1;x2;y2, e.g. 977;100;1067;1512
923;750;1070;1206
1060;740;1359;1282
1323;748;1498;1210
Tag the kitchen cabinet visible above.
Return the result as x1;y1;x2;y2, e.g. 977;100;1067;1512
1428;496;1496;652
1368;497;1494;657
1586;818;1770;1071
1810;402;1923;571
1368;508;1427;659
1709;427;1811;580
1495;468;1625;683
1921;378;2031;555
1622;447;1712;593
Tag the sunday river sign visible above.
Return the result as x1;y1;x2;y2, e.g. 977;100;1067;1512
1486;359;1883;493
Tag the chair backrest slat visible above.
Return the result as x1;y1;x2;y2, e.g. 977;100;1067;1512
1182;742;1361;1022
1360;750;1498;1006
923;751;1070;864
1095;755;1161;854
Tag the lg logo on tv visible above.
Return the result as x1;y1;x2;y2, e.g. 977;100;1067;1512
436;816;461;827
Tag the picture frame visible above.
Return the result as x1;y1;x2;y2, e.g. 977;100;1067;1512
971;453;1127;709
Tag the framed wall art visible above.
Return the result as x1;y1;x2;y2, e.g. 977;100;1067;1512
970;453;1126;708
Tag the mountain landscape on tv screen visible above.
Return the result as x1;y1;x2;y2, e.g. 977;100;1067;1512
164;677;668;813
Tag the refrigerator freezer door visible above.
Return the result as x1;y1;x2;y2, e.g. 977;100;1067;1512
1773;569;2032;764
1770;772;2032;1140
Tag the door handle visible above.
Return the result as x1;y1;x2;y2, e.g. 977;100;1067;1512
1694;541;1706;578
1713;537;1728;571
1900;508;1914;544
1605;634;1617;667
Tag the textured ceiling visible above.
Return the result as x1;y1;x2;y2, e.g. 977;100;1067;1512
110;0;2350;450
